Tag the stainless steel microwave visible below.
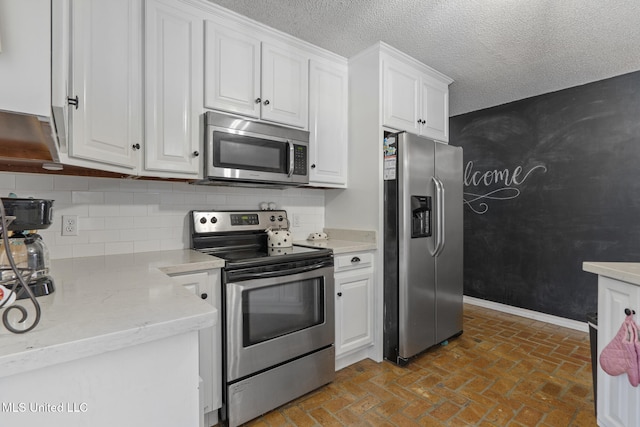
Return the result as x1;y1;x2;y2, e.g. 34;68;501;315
201;111;309;187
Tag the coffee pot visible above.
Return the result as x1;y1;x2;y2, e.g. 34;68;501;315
0;197;55;299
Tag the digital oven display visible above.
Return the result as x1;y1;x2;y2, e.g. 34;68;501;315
230;214;259;226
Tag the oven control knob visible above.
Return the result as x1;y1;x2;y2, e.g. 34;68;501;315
270;215;276;222
210;217;217;224
199;217;207;224
277;215;284;222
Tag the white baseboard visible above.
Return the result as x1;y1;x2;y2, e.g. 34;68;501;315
463;296;589;333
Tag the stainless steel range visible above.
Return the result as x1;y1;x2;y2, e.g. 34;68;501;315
190;210;335;427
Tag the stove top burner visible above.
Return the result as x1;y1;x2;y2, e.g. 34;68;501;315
190;210;333;269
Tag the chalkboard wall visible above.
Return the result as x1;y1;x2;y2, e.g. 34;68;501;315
450;71;640;321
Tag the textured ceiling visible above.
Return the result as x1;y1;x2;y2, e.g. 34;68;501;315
206;0;640;116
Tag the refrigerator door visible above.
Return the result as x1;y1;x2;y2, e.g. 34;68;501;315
397;132;436;359
434;143;464;343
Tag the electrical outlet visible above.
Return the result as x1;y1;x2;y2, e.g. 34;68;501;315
62;215;78;236
292;214;301;227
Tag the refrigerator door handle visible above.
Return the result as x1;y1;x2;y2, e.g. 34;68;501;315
431;176;446;257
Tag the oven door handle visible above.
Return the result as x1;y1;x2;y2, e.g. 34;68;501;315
229;262;331;281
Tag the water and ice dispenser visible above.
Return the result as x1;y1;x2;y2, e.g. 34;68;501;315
411;195;432;238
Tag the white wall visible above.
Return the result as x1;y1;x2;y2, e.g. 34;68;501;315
0;172;324;259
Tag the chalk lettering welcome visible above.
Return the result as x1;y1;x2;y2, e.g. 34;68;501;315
463;161;547;214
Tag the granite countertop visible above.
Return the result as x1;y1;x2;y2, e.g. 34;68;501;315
294;227;377;255
583;262;640;286
0;249;224;379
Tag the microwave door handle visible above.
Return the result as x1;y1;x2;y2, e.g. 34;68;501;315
287;140;294;177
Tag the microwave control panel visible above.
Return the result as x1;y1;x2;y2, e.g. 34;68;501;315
293;145;307;176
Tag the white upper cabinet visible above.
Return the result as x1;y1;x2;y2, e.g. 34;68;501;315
260;42;309;129
68;0;142;170
421;77;449;142
383;60;421;135
308;59;348;187
205;21;309;129
204;22;261;118
144;0;202;177
0;0;51;117
382;54;451;142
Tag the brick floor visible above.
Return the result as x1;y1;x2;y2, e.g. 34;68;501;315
238;303;597;426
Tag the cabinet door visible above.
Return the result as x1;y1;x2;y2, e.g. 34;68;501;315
597;276;640;427
171;270;221;416
261;42;309;129
308;60;348;187
382;59;420;134
420;77;449;142
204;21;261;118
335;270;373;356
0;0;50;116
69;0;141;169
144;0;202;177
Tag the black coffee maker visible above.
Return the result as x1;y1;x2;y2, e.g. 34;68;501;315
0;198;55;299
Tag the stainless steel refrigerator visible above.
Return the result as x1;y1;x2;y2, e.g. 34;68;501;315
383;131;463;365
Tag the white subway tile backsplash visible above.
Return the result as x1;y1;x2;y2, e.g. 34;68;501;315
0;172;324;259
119;180;149;192
105;216;135;230
54;175;88;191
72;191;105;205
15;174;54;192
88;177;123;192
147;181;174;192
89;204;120;217
119;204;148;217
0;174;16;190
80;217;105;231
160;192;185;206
133;192;160;205
105;192;134;205
105;242;134;256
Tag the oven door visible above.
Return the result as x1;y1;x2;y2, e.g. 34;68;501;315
225;261;334;382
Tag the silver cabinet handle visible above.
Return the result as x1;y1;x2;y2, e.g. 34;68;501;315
287;140;294;177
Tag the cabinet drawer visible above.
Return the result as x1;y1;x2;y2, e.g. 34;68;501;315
335;252;373;272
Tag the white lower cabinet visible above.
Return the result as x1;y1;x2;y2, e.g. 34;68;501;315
170;269;221;426
597;275;640;427
334;252;374;368
0;333;200;427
